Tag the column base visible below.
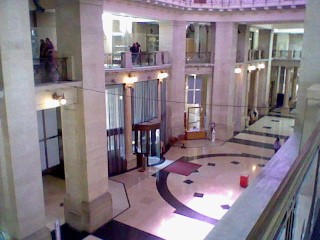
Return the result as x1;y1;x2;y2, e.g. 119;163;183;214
22;227;51;240
215;123;234;141
281;107;290;115
126;153;137;170
64;192;113;233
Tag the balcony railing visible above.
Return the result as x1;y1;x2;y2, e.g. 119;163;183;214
133;52;157;67
145;0;305;9
186;52;213;64
272;50;302;60
248;49;264;61
104;51;170;69
33;58;68;84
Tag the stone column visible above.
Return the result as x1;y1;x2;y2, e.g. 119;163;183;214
56;0;112;232
124;86;135;170
252;69;260;115
271;66;280;107
0;1;50;239
212;22;238;140
158;80;162;120
281;67;292;114
290;67;298;103
159;21;186;137
295;0;320;143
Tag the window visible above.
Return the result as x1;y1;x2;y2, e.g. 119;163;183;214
187;75;202;105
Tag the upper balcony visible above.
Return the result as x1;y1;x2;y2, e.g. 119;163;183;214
105;51;171;71
140;0;305;11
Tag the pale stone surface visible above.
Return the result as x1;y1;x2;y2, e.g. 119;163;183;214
56;0;112;232
159;20;186;138
0;1;50;239
294;0;320;142
212;22;238;140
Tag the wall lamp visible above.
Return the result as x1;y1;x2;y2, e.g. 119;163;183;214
258;63;265;70
158;72;169;81
248;65;257;72
125;74;138;88
234;67;242;74
52;92;67;105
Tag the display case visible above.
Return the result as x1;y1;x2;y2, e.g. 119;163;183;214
185;107;206;140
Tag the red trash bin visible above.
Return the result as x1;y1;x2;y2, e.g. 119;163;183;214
240;174;249;188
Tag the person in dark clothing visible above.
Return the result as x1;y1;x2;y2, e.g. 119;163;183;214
274;137;281;153
130;43;139;64
39;39;45;59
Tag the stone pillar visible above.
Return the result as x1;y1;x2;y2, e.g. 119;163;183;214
290;67;298;103
158;80;162;121
272;67;281;106
0;1;50;239
124;86;135;170
252;69;260;115
212;22;238;140
281;67;292;114
159;21;186;137
295;0;320;143
56;0;112;232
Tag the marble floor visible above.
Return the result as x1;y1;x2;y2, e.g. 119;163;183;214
46;115;294;240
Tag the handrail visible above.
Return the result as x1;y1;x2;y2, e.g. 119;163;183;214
248;122;320;239
205;120;320;239
145;0;306;9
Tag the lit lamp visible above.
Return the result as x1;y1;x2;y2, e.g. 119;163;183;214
258;63;265;70
158;72;169;81
125;74;138;88
52;92;67;105
234;67;242;74
248;65;257;72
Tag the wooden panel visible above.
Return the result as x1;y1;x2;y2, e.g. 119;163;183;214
186;130;206;140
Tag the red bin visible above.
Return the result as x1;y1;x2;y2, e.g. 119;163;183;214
240;174;249;188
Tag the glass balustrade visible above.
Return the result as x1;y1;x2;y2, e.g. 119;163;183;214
185;52;212;64
33;57;68;85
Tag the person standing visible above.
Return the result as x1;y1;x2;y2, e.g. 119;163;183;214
39;39;45;59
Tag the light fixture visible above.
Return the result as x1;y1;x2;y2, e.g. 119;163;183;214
248;65;257;72
158;72;169;80
258;63;265;69
125;74;138;88
52;92;67;105
235;67;242;74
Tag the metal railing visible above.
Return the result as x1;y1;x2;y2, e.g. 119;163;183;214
104;53;122;68
149;0;305;9
105;51;170;69
272;50;302;60
186;52;212;64
205;119;320;239
133;52;157;67
248;49;264;61
33;58;68;84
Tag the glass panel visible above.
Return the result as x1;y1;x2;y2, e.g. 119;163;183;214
188;78;194;89
39;141;46;171
195;79;202;89
195;91;201;104
187;91;194;104
47;137;60;168
44;108;58;138
188;107;201;131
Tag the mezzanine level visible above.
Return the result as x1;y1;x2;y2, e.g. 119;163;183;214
133;0;305;11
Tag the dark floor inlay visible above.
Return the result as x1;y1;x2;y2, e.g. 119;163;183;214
194;192;204;198
193;169;199;173
51;224;88;240
208;163;216;166
228;138;274;150
240;153;271;161
241;130;288;139
230;161;240;165
184;179;193;184
221;204;230;210
263;126;272;129
257;164;265;167
93;220;164;240
271;120;280;122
